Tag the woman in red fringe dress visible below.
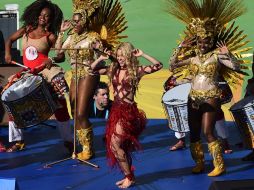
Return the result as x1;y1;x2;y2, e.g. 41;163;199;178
91;42;162;188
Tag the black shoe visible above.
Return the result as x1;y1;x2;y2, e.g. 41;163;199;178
242;151;254;161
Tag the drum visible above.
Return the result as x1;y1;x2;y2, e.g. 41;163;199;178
162;83;191;132
230;96;254;148
40;65;69;98
51;73;69;99
1;75;57;128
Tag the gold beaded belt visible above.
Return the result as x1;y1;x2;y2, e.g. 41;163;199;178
189;88;222;108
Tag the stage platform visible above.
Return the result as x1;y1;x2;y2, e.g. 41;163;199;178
0;119;254;190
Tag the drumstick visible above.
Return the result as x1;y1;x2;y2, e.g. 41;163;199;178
11;61;29;70
11;61;46;74
3;61;30;91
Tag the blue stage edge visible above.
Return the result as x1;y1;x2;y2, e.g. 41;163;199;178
0;119;254;190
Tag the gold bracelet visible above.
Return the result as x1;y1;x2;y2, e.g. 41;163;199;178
57;32;64;40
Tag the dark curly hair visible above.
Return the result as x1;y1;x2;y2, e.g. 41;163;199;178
21;0;63;35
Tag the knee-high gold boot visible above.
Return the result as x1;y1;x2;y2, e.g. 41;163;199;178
207;140;226;177
76;126;94;160
190;141;205;174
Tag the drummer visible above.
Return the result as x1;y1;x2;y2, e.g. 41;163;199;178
4;0;73;153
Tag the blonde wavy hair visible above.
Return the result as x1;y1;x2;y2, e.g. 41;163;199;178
108;42;140;94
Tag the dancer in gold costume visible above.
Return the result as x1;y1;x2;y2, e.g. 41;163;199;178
52;0;127;160
166;0;251;177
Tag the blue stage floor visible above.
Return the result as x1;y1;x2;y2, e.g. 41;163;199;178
0;119;254;190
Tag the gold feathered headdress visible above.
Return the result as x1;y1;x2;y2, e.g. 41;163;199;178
72;0;101;21
166;0;246;39
69;0;127;48
166;0;252;88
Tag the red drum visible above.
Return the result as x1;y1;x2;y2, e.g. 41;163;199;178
39;65;69;99
1;75;57;128
51;73;69;99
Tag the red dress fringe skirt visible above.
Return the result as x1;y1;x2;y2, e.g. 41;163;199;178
106;100;147;168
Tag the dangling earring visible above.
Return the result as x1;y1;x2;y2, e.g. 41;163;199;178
45;24;50;32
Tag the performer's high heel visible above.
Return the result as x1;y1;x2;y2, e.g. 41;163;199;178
76;126;94;160
207;140;226;177
190;141;205;174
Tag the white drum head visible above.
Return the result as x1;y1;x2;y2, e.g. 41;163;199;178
162;83;191;105
1;76;42;102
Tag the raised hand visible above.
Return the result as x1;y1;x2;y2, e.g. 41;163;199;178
180;36;196;48
60;20;71;32
217;41;229;54
132;49;143;57
98;48;112;60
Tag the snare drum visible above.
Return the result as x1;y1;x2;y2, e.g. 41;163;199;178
230;96;254;148
1;75;57;128
162;83;191;132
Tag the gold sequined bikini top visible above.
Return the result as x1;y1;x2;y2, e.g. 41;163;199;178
189;53;218;78
67;32;100;63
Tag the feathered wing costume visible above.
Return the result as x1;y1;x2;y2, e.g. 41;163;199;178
165;0;251;88
89;0;128;48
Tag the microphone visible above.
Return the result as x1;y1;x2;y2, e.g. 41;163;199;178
93;48;117;62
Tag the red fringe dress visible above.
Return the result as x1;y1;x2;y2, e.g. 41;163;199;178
106;71;147;169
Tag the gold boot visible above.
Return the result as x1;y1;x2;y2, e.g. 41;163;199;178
207;140;226;177
76;126;94;160
190;141;205;174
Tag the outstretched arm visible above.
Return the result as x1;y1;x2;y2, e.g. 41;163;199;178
5;27;26;64
169;48;191;71
217;41;241;71
90;49;111;75
135;49;162;77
